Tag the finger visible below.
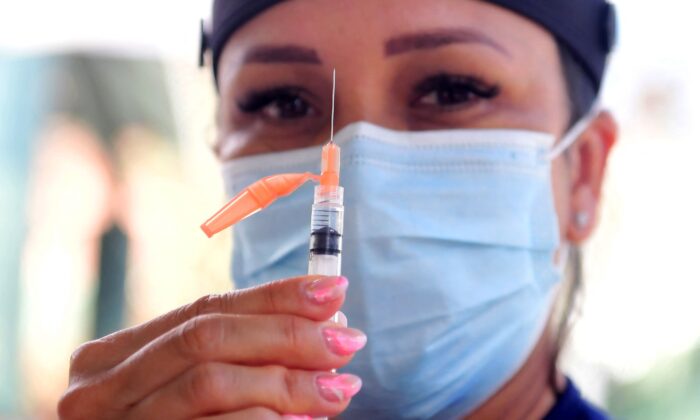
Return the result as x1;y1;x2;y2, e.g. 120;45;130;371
111;314;365;405
86;276;348;371
199;411;311;420
198;410;311;420
197;407;283;420
199;409;312;420
129;363;361;420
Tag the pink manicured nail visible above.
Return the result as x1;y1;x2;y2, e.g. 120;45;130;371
282;415;312;420
304;276;348;304
316;374;362;403
323;327;367;356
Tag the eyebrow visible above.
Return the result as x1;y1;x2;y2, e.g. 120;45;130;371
385;28;510;57
243;45;323;64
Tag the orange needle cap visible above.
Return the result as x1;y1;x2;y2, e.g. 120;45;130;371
201;172;319;238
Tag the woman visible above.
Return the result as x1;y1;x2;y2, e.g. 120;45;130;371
59;0;619;419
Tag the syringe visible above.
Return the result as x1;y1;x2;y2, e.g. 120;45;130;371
309;67;343;323
308;142;343;325
309;71;343;420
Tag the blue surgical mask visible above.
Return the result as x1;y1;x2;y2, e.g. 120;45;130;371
222;120;587;419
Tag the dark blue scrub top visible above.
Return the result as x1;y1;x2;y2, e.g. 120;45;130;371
544;378;609;420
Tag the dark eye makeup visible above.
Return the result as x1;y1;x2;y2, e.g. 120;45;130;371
411;73;501;110
236;86;319;121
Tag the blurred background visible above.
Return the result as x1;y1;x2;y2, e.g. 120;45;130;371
0;1;698;419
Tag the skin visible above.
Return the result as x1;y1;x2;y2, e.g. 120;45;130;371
59;0;618;419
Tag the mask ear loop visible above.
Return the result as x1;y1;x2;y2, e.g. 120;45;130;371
547;106;600;160
554;242;571;276
548;106;600;280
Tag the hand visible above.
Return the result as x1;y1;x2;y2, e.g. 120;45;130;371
58;275;365;420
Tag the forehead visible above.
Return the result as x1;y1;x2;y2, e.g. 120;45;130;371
217;0;556;77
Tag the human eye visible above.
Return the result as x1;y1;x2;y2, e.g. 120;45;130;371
236;86;320;122
411;73;500;111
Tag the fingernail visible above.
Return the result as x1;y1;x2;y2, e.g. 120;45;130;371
316;374;362;403
282;415;312;420
323;327;367;356
304;276;348;304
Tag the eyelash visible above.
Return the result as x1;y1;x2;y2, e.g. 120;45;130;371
237;86;318;121
411;74;501;110
235;74;500;121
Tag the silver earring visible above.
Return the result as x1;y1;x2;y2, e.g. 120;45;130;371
575;212;590;229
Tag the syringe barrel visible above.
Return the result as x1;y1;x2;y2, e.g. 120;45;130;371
308;186;344;276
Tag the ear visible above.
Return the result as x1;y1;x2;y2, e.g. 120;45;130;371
566;110;618;243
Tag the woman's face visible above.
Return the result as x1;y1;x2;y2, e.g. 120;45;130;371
215;0;616;243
